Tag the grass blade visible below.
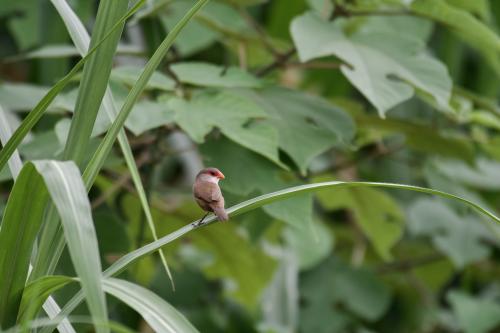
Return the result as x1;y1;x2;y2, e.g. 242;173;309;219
46;180;500;330
5;316;135;333
18;276;75;325
30;160;109;333
102;278;199;332
61;0;127;166
0;105;23;178
0;0;146;174
0;105;76;333
51;0;174;289
0;164;49;329
18;276;199;333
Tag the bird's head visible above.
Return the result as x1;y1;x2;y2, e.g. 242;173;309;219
196;167;225;184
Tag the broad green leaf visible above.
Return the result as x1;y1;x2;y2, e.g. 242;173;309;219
408;199;492;268
62;0;128;166
447;291;500;333
410;0;500;75
171;90;284;167
43;179;500;330
171;62;262;88
125;100;176;136
0;164;49;329
102;278;199;333
317;185;403;260
111;66;176;91
243;87;355;174
290;12;452;116
171;90;266;141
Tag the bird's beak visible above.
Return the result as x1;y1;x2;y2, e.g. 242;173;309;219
217;171;225;179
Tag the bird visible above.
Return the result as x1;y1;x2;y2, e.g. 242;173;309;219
193;167;229;223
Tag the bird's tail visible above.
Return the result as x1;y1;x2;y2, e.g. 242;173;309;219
213;207;229;222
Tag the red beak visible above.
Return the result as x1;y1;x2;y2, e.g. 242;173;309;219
217;171;225;179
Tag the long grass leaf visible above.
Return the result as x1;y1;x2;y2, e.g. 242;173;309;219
102;278;199;332
0;0;146;174
45;180;500;330
51;0;174;289
18;276;75;325
30;160;109;333
18;276;198;333
5;316;135;333
0;164;49;329
0;161;109;332
0;106;23;178
0;105;76;333
62;0;127;165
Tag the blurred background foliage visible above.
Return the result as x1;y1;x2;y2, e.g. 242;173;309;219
1;0;500;332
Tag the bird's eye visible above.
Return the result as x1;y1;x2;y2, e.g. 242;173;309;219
210;171;216;176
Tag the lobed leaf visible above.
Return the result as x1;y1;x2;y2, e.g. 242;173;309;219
290;12;452;116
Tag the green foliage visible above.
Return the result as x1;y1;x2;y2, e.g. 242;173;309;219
1;0;500;332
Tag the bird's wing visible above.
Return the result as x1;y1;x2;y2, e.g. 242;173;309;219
194;181;223;203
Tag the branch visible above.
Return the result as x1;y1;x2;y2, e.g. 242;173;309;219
376;253;445;274
255;47;296;77
286;61;342;70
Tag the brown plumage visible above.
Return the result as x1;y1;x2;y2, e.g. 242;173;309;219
193;167;229;222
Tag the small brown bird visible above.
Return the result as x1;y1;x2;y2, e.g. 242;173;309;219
193;167;229;222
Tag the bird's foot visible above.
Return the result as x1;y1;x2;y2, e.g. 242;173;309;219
194;212;210;227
